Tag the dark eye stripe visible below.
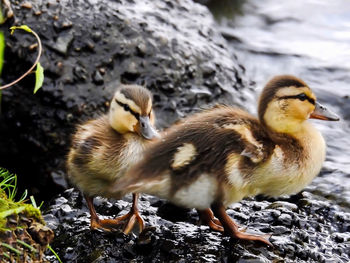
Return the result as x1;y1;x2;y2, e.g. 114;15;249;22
115;100;140;120
278;94;315;105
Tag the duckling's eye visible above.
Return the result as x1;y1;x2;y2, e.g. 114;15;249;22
123;104;130;111
297;93;307;101
279;93;315;105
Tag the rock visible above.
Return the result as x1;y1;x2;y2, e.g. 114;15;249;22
237;254;270;263
332;232;350;243
0;0;250;201
277;213;293;226
92;70;104;85
44;186;350;262
266;201;298;212
271;225;290;235
50;33;74;55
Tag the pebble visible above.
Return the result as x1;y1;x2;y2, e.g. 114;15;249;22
92;70;104;85
267;201;298;212
271;225;290;235
277;213;293;226
51;33;74;55
21;2;32;9
54;196;68;206
73;65;88;81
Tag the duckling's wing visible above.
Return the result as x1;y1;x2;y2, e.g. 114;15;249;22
68;116;127;186
112;127;195;196
227;124;266;163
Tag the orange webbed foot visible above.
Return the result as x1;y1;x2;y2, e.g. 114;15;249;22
198;208;224;232
86;193;145;234
212;203;273;247
90;212;144;233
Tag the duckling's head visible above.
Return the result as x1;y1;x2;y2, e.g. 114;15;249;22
258;75;339;134
109;85;159;139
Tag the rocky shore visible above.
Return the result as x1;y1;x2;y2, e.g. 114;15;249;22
0;0;349;262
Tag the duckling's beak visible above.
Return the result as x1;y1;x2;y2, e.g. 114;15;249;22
139;116;160;140
310;102;340;121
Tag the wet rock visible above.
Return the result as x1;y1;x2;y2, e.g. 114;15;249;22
44;184;350;262
53;19;73;32
51;33;74;55
0;0;250;201
53;196;68;206
20;2;32;9
271;225;290;235
92;70;104;85
237;254;270;263
28;222;54;246
277;214;293;226
267;201;298;212
332;232;350;243
43;214;60;231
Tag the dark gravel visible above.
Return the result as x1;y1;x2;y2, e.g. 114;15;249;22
44;182;350;262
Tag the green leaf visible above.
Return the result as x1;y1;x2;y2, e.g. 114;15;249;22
33;62;44;94
0;207;26;219
10;25;32;35
19;189;28;203
30;195;37;208
1;242;22;255
48;245;63;263
0;31;4;76
17;240;38;253
2;252;10;259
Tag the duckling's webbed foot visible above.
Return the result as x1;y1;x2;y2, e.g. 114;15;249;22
197;208;224;232
85;194;145;234
211;203;273;246
85;195;115;231
118;193;145;234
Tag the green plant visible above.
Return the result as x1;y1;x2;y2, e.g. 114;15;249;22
29;195;62;263
0;168;58;262
0;24;44;115
0;168;27;202
48;244;63;263
0;25;44;93
0;168;42;229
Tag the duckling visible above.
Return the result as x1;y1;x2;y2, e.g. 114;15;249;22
111;75;339;245
67;84;159;234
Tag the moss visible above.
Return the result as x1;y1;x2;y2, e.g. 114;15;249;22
0;197;9;211
0;171;44;231
0;202;43;231
23;204;44;224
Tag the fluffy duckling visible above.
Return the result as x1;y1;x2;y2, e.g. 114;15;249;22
67;84;159;234
111;75;339;245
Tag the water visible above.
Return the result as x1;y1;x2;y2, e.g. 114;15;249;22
209;0;350;206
